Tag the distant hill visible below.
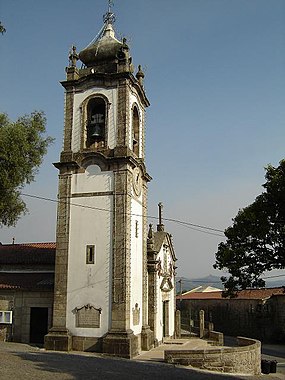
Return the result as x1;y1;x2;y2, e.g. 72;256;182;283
176;275;223;293
265;278;285;288
176;274;285;293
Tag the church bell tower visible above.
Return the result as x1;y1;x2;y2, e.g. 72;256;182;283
45;5;153;357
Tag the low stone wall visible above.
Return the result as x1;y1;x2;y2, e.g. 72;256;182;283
164;336;261;375
72;336;102;352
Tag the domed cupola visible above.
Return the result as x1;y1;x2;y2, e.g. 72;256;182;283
79;7;133;73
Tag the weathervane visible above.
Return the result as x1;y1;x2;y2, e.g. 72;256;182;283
103;0;116;24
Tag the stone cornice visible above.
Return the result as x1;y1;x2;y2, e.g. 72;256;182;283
57;151;152;182
61;71;150;107
53;160;80;170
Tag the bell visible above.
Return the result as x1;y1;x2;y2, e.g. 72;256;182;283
89;123;103;139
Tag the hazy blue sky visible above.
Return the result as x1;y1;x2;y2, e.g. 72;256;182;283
1;0;285;279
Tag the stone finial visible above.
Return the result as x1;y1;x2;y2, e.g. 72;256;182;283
68;45;79;68
148;223;154;239
157;202;164;232
136;65;145;86
147;224;154;250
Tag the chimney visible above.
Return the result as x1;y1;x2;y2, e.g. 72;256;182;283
157;202;164;232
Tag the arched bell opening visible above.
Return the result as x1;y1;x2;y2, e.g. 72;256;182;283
132;106;140;156
86;97;106;148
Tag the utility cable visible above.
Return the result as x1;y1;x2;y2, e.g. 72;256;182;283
21;192;225;237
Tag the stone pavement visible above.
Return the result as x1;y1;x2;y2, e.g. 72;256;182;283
134;337;212;362
0;340;284;380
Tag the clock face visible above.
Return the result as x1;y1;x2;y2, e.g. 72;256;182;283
132;167;142;196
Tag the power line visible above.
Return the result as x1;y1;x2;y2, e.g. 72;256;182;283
262;274;285;280
161;218;223;233
176;274;285;285
21;192;225;237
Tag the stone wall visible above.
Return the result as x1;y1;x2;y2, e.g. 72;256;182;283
14;291;53;343
164;336;261;375
271;295;285;341
0;290;53;343
179;295;285;343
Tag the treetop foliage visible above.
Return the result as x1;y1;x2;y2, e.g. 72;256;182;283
214;159;285;295
0;111;54;227
0;22;6;34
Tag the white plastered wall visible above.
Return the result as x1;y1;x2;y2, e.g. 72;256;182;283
72;87;118;152
66;165;114;337
129;192;143;335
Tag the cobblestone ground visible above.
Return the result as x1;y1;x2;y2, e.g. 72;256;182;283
0;342;283;380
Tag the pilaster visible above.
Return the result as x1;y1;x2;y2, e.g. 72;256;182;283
63;88;75;152
102;167;137;357
141;180;154;350
116;80;130;147
45;169;72;351
110;168;132;330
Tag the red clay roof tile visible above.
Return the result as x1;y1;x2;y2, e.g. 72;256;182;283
0;243;56;265
178;287;285;300
0;272;54;290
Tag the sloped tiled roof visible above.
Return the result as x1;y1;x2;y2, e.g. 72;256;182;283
153;231;168;253
178;291;223;300
21;242;56;249
235;287;285;299
153;231;177;261
0;243;56;265
182;285;222;295
0;272;54;290
179;287;285;300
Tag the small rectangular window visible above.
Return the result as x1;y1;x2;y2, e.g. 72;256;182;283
0;311;12;324
86;245;95;264
135;221;139;238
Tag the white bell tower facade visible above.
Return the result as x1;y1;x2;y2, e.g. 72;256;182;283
45;7;153;358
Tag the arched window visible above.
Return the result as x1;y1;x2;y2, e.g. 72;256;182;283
132;106;140;156
86;98;106;147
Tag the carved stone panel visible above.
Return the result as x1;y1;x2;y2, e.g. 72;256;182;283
160;277;173;293
132;303;140;326
75;304;101;328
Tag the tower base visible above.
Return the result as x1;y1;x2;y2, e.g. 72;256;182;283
44;327;72;351
102;330;139;358
141;325;154;351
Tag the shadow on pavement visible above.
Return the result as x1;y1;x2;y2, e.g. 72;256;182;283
12;349;251;380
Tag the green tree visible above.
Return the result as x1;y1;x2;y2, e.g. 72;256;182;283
0;22;6;34
214;160;285;294
0;111;54;227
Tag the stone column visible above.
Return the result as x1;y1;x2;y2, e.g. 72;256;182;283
175;310;181;339
199;309;205;339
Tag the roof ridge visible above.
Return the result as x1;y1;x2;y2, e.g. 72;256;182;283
0;242;56;248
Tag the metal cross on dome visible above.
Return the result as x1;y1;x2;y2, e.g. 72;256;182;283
103;0;116;24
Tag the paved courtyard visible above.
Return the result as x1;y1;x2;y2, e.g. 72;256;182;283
0;341;284;380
